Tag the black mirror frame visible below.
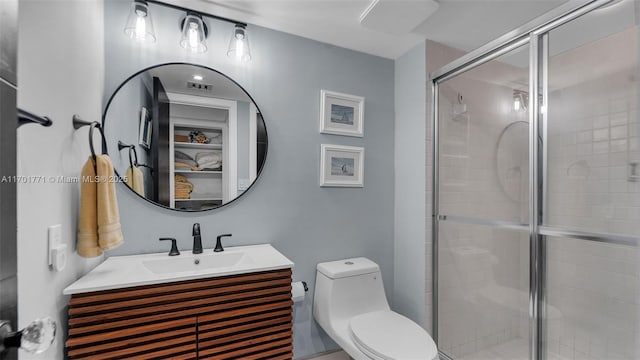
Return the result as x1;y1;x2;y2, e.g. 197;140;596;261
102;62;268;212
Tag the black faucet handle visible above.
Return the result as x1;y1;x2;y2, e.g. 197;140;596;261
214;234;232;252
192;223;201;236
159;237;180;256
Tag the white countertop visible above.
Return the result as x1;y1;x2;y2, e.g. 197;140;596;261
63;244;294;295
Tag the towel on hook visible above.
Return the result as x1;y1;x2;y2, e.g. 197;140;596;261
77;155;124;258
77;157;101;257
125;166;145;197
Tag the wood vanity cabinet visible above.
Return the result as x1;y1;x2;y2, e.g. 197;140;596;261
66;268;293;359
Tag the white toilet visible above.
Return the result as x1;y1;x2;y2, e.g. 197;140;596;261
313;257;438;360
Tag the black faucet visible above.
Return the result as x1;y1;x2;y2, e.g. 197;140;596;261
192;223;203;254
214;234;232;252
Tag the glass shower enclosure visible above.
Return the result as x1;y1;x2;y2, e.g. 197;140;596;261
431;1;640;359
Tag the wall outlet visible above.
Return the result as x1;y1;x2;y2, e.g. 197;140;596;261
48;224;62;265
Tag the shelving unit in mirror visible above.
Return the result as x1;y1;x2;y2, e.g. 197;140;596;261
102;63;267;212
171;121;226;211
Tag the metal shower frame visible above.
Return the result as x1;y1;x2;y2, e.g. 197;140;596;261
430;1;639;359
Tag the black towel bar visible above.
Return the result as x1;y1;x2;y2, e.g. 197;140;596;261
17;108;53;127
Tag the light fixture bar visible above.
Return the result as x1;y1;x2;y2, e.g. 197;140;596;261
147;0;247;27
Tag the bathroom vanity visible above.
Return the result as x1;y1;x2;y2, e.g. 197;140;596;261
63;245;294;359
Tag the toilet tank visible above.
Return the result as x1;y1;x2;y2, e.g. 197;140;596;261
313;258;390;330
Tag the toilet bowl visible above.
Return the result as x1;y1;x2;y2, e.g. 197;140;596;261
313;257;438;360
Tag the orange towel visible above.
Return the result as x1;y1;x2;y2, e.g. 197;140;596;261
77;157;101;257
96;155;124;250
77;155;124;257
125;166;145;197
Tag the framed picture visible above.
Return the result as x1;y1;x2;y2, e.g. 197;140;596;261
320;144;364;187
320;90;364;137
138;107;152;149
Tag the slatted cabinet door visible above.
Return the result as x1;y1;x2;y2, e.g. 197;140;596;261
66;268;293;360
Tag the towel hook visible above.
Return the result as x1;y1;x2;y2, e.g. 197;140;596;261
73;115;107;165
117;141;138;169
128;147;138;169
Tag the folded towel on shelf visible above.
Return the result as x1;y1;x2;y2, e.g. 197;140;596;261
177;158;197;167
195;151;222;166
198;161;222;171
174;174;193;199
175;174;188;183
175;183;193;191
175;151;197;167
77;155;124;258
175;161;199;171
175;192;191;200
125;166;145;196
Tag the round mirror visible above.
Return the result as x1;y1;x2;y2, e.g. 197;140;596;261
103;63;267;211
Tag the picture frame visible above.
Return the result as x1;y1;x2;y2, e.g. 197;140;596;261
320;90;364;137
320;144;364;187
138;107;152;149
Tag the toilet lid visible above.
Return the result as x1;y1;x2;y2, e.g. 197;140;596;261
349;311;438;360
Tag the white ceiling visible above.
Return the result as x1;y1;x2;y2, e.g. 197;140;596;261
163;0;569;59
149;64;253;102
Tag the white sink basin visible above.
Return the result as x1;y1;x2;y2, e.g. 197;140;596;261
143;251;252;275
63;244;294;295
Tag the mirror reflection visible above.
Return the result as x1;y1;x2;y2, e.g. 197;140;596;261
103;63;267;211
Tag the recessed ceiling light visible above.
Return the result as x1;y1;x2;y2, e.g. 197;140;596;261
193;75;203;81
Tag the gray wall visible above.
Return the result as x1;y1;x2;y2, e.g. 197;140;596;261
104;75;152;186
104;1;395;357
393;43;427;329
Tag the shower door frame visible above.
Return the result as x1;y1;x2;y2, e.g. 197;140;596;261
430;1;639;360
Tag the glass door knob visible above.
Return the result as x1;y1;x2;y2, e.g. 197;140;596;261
0;317;56;354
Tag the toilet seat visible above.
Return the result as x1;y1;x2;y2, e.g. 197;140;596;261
349;311;438;360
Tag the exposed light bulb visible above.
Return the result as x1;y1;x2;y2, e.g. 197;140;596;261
188;23;199;49
135;12;146;40
180;14;207;53
234;38;244;61
124;0;156;43
514;97;521;111
227;24;251;63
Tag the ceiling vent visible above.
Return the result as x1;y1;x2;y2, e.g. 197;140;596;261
359;0;439;35
187;81;213;92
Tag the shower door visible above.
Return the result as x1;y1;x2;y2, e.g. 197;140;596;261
542;3;640;360
435;43;532;360
433;1;640;360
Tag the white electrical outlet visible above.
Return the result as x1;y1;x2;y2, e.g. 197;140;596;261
48;224;62;265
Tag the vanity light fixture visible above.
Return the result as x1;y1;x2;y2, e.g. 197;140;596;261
227;24;251;63
125;1;252;61
124;0;156;43
180;12;208;53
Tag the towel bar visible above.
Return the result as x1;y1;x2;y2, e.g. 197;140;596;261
17;108;53;127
